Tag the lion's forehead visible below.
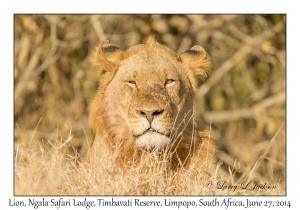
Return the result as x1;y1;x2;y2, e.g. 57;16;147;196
118;54;180;79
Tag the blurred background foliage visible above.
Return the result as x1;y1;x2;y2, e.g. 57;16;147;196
14;14;286;183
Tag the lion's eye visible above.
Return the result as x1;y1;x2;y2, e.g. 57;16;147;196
128;81;136;84
126;80;136;87
165;79;175;86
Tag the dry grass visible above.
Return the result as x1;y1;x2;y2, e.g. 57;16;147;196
14;125;285;196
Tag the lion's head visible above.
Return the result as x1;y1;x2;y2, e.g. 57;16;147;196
87;37;213;169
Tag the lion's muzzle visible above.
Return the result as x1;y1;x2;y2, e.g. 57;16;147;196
135;130;170;152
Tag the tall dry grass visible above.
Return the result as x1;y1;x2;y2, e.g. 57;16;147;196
14;124;285;196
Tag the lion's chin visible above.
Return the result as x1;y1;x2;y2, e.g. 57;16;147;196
135;131;170;152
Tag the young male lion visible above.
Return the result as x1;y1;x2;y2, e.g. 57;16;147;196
84;37;216;178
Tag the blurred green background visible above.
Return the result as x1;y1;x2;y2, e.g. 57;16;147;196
14;14;286;182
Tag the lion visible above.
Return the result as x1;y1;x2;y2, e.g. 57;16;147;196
84;37;216;178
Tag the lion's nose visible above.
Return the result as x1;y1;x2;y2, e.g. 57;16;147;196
138;109;164;123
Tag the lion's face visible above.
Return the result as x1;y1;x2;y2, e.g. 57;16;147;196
107;51;192;151
89;37;211;152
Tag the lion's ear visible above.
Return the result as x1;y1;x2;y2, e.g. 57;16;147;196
179;45;212;90
90;40;124;75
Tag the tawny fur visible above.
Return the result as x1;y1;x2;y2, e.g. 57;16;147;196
84;37;216;178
